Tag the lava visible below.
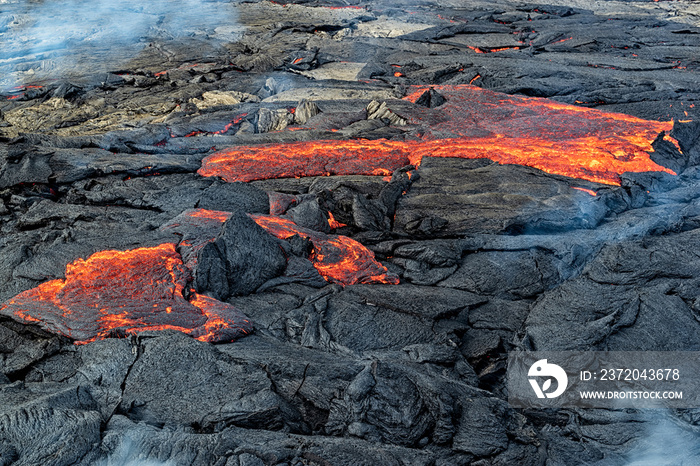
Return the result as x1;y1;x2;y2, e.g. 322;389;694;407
188;293;252;343
199;139;410;183
251;214;400;285
162;209;398;286
552;37;573;44
0;244;253;344
408;135;671;185
200;85;681;186
155;63;202;77
466;46;520;54
572;187;597;196
268;192;298;216
5;84;43;100
183;113;248;138
327;212;347;229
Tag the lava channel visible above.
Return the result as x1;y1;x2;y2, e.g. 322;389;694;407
0;243;252;344
198;139;409;183
199;85;680;186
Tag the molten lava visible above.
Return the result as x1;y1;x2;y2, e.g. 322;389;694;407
199;139;410;183
0;244;252;344
466;46;521;54
572;187;597;196
199;85;679;186
327;211;347;229
251;214;399;285
404;85;677;185
164;209;398;286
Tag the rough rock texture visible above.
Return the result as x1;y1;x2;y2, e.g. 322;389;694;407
195;210;287;299
394;157;608;236
0;0;699;464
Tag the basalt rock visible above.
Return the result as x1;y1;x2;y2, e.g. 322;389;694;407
414;88;446;108
0;0;699;464
194;210;287;299
394;157;608;236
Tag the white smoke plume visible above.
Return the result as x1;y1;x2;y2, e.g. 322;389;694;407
0;0;240;89
624;412;700;465
95;436;175;466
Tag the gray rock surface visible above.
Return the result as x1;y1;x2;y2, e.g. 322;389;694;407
0;0;699;464
195;210;287;299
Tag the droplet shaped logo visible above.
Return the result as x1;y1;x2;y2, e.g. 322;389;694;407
528;359;568;399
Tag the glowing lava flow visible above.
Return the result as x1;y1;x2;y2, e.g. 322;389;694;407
327;211;347;229
199;139;409;183
409;136;670;185
0;244;252;344
405;85;676;185
572;187;598;196
165;209;398;286
199;85;683;186
251;214;399;285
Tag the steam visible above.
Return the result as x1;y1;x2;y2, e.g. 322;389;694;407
623;412;700;465
0;0;240;88
96;437;174;466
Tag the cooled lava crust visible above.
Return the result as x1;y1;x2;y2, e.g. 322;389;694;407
0;0;699;464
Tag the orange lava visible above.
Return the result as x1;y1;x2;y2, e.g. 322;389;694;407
199;85;680;186
154;63;201;77
184;113;248;138
189;293;252;343
199;139;410;183
251;215;399;285
6;85;43;100
408;85;676;185
163;209;398;286
0;244;252;344
327;211;347;229
408;136;671;185
552;37;573;44
268;192;298;216
572;187;597;196
466;46;520;54
186;208;234;223
466;46;487;54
